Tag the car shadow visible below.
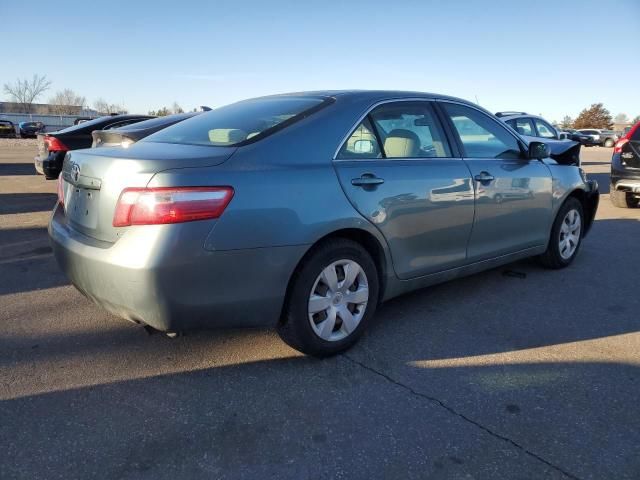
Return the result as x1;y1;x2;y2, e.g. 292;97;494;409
0;162;38;176
0;193;58;214
586;172;610;194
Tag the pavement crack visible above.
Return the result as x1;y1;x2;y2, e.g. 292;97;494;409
342;353;582;480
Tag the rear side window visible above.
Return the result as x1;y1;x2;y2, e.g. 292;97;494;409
442;103;523;159
337;101;451;159
145;96;331;147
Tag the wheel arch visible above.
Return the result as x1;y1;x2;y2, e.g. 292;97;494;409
279;227;391;324
565;188;598;237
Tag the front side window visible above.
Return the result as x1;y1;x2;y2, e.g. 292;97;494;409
534;119;557;138
442;103;523;159
337;101;451;159
145;96;330;147
507;118;535;136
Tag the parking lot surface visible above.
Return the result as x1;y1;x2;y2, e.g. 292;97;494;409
1;143;639;479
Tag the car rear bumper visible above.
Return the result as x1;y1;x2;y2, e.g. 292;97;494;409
49;204;308;331
34;151;65;179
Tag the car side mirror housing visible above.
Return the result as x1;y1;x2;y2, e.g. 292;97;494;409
528;141;550;160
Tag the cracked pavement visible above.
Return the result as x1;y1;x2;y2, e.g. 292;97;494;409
1;145;639;479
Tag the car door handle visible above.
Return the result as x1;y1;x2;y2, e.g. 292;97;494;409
474;172;495;183
351;174;385;187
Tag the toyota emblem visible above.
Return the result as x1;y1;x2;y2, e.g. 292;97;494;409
71;163;80;182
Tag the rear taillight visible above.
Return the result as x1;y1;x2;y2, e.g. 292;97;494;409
614;138;629;154
113;187;234;227
44;136;69;152
57;175;65;207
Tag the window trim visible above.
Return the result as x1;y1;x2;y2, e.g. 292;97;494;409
333;98;455;161
435;100;528;160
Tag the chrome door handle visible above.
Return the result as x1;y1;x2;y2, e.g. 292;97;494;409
474;172;495;183
351;175;385;187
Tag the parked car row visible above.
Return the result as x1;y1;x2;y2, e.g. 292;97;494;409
47;90;600;356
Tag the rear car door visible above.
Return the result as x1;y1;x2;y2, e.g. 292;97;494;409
439;101;552;262
333;100;475;280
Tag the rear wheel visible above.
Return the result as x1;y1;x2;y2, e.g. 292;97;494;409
610;188;639;208
278;239;379;357
539;197;584;269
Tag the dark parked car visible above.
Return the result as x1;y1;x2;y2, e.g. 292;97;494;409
610;121;640;208
0;120;16;138
559;128;599;146
92;112;199;148
19;121;45;138
50;91;599;356
35;114;154;179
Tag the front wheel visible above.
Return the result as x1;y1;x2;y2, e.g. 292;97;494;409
277;239;379;357
604;138;615;148
538;197;584;269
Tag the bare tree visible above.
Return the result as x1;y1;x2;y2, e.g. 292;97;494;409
49;89;86;115
93;98;127;114
171;102;184;114
614;113;630;125
3;74;52;113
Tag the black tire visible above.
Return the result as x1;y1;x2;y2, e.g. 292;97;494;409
610;188;639;208
604;138;615;148
277;238;379;357
538;197;584;269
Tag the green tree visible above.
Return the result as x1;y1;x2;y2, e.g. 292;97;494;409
614;113;629;124
560;115;574;129
632;115;640;125
573;103;613;129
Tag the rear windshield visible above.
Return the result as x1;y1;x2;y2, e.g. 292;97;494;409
632;126;640;141
57;116;112;134
117;113;195;131
144;96;331;147
0;121;12;126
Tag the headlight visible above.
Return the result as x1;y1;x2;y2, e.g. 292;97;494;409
579;168;588;182
121;138;134;148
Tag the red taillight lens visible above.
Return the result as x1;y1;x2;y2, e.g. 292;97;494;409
613;138;628;154
57;175;65;206
44;135;69;152
113;187;234;227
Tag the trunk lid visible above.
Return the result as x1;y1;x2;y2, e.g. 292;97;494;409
60;141;236;243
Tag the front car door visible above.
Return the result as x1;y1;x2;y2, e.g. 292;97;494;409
438;102;553;262
333;100;474;280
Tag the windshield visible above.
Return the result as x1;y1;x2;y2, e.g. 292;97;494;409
144;96;331;147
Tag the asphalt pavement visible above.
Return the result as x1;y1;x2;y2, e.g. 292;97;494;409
1;143;639;479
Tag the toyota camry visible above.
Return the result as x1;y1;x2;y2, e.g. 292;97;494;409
49;91;599;356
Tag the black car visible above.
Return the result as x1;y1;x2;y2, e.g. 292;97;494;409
560;128;598;146
91;112;199;148
19;121;45;138
610;121;640;208
34;114;154;179
0;120;16;138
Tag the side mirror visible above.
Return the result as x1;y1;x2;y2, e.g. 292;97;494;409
528;141;550;160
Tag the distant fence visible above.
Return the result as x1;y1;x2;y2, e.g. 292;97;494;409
0;113;88;133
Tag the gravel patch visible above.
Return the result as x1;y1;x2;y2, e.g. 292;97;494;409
0;138;38;147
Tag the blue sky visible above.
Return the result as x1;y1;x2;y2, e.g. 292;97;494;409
2;0;638;122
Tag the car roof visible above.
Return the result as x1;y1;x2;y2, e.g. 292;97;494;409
249;89;477;105
495;112;548;122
